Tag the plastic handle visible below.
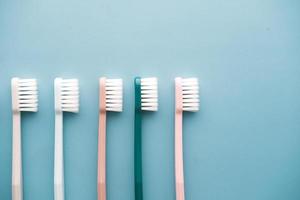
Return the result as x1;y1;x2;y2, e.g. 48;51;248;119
134;78;143;200
98;111;107;200
98;77;107;200
175;78;185;200
12;112;23;200
175;112;185;200
134;110;142;200
54;113;64;200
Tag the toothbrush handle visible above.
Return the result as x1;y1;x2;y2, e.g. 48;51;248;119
12;113;23;200
54;113;64;200
134;110;143;200
98;111;107;200
175;112;185;200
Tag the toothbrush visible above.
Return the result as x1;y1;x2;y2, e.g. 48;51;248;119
54;78;79;200
11;78;38;200
98;78;123;200
174;77;199;200
134;77;158;200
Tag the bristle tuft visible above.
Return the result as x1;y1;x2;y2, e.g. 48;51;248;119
16;79;38;112
60;79;79;113
105;79;123;112
182;78;199;112
141;77;158;111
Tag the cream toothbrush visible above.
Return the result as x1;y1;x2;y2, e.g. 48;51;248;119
175;77;199;200
98;78;123;200
54;78;79;200
11;78;38;200
134;77;158;200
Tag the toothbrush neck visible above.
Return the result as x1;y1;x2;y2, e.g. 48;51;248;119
100;109;106;114
13;110;20;115
176;108;183;114
55;110;63;115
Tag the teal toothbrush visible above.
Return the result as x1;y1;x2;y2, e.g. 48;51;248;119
134;77;158;200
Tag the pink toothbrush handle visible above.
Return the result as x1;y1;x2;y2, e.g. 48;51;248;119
98;78;106;200
175;77;185;200
98;111;106;200
175;112;185;200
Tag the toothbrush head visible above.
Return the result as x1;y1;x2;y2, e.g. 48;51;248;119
11;78;38;113
100;78;123;112
55;78;79;113
176;77;199;112
138;77;158;111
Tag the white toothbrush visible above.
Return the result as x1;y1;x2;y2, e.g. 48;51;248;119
54;78;79;200
11;78;38;200
174;77;199;200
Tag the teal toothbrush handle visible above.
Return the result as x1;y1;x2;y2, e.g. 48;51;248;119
134;111;142;200
134;77;143;200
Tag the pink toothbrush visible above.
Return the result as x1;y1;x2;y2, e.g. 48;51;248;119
98;78;123;200
175;77;199;200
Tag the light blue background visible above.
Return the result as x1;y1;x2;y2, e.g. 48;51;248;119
0;0;300;199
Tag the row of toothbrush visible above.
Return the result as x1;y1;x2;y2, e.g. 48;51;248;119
11;76;199;200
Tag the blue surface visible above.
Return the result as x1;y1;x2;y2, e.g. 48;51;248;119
1;0;300;199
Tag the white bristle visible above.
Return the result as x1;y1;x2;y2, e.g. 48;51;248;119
56;78;79;113
182;78;199;112
12;78;38;112
141;77;158;111
105;79;123;112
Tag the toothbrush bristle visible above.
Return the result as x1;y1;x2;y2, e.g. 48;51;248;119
105;79;123;112
141;77;158;111
17;79;38;112
59;79;79;113
182;78;199;112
